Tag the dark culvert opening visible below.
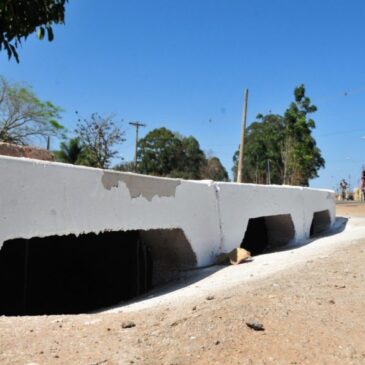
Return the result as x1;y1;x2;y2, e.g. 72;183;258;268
139;229;197;286
310;210;331;237
240;214;295;256
0;228;196;316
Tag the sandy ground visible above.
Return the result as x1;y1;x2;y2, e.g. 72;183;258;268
1;203;365;365
337;201;365;217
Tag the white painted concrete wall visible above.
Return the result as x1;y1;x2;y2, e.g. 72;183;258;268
216;183;335;253
0;156;335;267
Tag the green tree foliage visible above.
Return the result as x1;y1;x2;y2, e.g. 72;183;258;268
137;127;206;179
174;135;206;179
54;137;85;164
138;128;182;176
233;85;325;186
0;76;64;145
75;112;125;169
281;85;325;185
201;157;229;181
113;161;135;172
232;114;286;184
0;0;68;62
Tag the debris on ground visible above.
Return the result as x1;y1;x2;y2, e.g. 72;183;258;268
246;319;265;331
216;248;251;265
121;321;136;329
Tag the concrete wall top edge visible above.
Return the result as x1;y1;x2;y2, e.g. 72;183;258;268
0;155;177;181
0;155;216;187
0;156;334;194
216;181;334;194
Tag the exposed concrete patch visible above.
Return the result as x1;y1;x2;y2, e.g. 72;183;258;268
101;171;181;201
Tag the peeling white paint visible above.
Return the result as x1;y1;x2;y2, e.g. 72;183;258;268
0;156;335;267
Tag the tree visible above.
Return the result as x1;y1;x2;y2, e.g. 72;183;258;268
232;85;325;186
137;127;206;179
113;161;135;172
54;137;84;164
75;112;125;169
0;76;64;145
137;128;183;176
281;84;325;185
232;114;286;184
201;157;229;181
175;135;206;179
0;0;68;62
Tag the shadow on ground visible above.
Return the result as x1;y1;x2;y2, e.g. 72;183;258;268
264;216;348;254
101;217;349;313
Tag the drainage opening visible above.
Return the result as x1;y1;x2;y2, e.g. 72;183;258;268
240;214;295;256
140;229;197;286
310;210;331;237
0;228;196;316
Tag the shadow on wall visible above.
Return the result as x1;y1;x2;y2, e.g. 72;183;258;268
0;229;196;316
140;229;197;286
310;210;331;237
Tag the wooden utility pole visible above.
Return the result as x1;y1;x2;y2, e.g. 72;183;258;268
129;121;146;172
237;89;249;183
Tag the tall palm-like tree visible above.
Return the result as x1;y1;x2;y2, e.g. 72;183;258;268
55;138;84;164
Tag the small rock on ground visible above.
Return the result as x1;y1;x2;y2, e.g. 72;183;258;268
121;321;136;329
246;319;265;331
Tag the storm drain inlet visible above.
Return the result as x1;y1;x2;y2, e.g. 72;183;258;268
310;210;331;237
241;214;295;255
0;228;195;316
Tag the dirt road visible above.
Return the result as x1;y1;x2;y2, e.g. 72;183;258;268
336;201;365;217
1;203;365;365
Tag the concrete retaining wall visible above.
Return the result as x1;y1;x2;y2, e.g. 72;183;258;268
216;182;335;254
0;156;336;267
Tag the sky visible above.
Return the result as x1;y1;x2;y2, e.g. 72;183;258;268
1;0;365;190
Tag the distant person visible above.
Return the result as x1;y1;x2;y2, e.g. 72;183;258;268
361;171;365;201
340;179;348;200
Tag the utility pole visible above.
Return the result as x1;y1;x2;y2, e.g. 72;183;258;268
129;121;146;172
255;154;259;183
237;89;249;183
